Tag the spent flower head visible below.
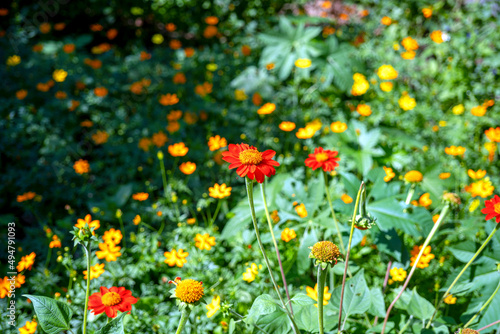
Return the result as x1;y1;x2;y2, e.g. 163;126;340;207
309;241;342;269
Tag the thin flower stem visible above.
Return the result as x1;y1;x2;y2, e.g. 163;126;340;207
44;247;52;269
426;224;500;328
175;308;190;334
398;315;413;334
338;182;365;333
260;183;293;316
405;184;416;205
82;241;92;334
478;319;500;332
317;265;328;334
245;179;300;334
381;204;451;334
323;171;346;255
463;278;500;329
373;260;392;326
118;215;127;248
159;153;168;199
210;200;222;228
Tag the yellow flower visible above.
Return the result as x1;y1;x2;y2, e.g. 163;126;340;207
444;294;457;304
295;203;308;218
389;268;407;282
83;263;105;280
377;65;398;80
206;295;221;318
279;121;296;132
208;135;227;151
242;263;262;282
430;30;443;44
380;16;392;26
422;7;432;18
401;50;416;60
295;58;312;68
418;193;432;208
401;37;418;51
306;284;331;307
281;228;297;242
53;69;68;82
257;102;276;115
471;105;487;117
164;248;189;267
17;252;36;272
444;146;466;156
330;121;347;133
452;104;465;115
132;192;149;201
398;92;416;111
468;169;486;180
152;34;164;44
351;73;369;96
19;319;37;334
209;183;232;199
49;235;62;248
383;166;395;182
133;215;141;225
356;104;372;116
174;278;204;303
404;170;423;183
464;178;494;198
96;242;122;262
380;82;393;92
469;199;480;212
6;55;21;66
75;214;100;233
341;194;353;204
234;89;248;101
179;162;197;175
194;233;216;251
102;228;122;245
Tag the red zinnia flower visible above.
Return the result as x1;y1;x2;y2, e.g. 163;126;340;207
481;195;500;223
305;147;340;172
88;286;138;318
221;143;280;183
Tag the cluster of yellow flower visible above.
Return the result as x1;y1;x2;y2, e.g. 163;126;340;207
242;263;262;283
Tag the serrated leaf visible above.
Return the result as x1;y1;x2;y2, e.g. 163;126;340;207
23;295;73;334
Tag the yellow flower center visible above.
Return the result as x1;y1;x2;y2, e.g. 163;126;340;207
101;292;121;306
494;203;500;214
315;152;329;162
310;241;341;263
239;149;263;165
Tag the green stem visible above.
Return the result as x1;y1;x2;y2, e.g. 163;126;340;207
338;182;365;333
175;308;190;334
118;215;127;248
159;153;168;199
323;171;346;255
82;241;92;334
44;247;52;269
426;224;500;328
245;179;300;334
382;204;451;334
463;279;500;329
398;316;413;334
210;200;222;227
260;183;293;315
317;265;328;334
405;184;416;205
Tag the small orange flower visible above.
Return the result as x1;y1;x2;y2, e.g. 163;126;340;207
184;48;195;58
94;87;108;97
330;121;347;133
102;228;122;245
439;172;451;180
203;26;218;38
241;45;251;56
138;138;151;152
380;82;393;92
75;214;100;234
295;203;308;218
356;104;372;116
279;121;296;132
96;242;122;262
17;252;36;272
208;135;227;151
401;50;416;60
444;146;466;156
418;193;432;208
166;121;180;133
49;235;62;248
40;23;51;33
159;93;179;106
73;159;90;174
140;51;151;61
485;127;500;142
18;319;37;334
404;170;423;183
401;37;418;51
422;7;432;18
380;16;392;25
465;178;494;198
173;72;186;84
179;162;196;175
168;142;189;157
410;245;434;269
383;166;395;182
17;192;37;203
92;131;109;145
151;131;168;148
281;228;297;242
209;183;232;199
430;31;443;44
16;89;28;100
341;194;353;204
164;249;189;267
133;215;141;225
132;192;149;201
471;105;487;117
83;263;105;280
377;65;398;80
252;92;263;106
205;16;219;25
195;82;213;97
468;169;486;180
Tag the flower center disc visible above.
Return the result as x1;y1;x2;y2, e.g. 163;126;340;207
315;152;329;162
101;292;122;306
494;203;500;214
239;150;263;165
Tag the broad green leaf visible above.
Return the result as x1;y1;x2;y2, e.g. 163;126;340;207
23;295;73;334
246;294;279;324
374;228;408;263
407;288;435;320
95;312;127;334
368;288;386;317
291;293;314;307
229;318;236;334
297;228;317;275
113;184;133;207
332;269;370;317
295;304;318;333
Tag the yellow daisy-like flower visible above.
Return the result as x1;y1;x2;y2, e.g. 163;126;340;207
208;135;227;151
6;55;21;66
444;294;457;304
206;295;221;318
281;228;297;242
194;233;216;251
464;178;494;198
341;194;353;204
164;248;189;267
404;170;423;183
52;69;68;82
242;263;262;283
389;267;407;282
439;172;451;179
83;263;105;280
208;183;232;199
295;58;312;68
380;81;393;92
257;102;276;115
306;284;331;307
452;104;465;115
95;242;122;262
295;203;308;218
383;166;395;182
279;121;296;132
377;65;398;80
467;169;486;180
179;162;197;175
330;121;347;133
173;278;204;304
398;92;416;111
19;319;37;334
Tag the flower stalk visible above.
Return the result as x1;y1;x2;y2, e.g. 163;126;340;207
426;224;499;328
338;182;365;333
82;240;92;334
245;179;300;334
175;308;191;334
260;183;293;315
381;203;451;334
462;278;500;329
317;265;329;334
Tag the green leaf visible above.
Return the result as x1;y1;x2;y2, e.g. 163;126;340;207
297;228;317;275
23;295;73;334
229;318;236;334
374;228;408;262
407;288;436;320
246;294;279;324
246;294;290;334
332;269;370;317
295;304;318;332
113;184;133;207
291;293;315;307
95;312;127;334
368;288;386;317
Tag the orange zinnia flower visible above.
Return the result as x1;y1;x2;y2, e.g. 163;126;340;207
485;127;500;142
222;143;279;183
209;183;232;199
257;102;276;115
88;286;137;318
159;93;179;106
132;192;149;201
444;146;466;156
168;142;189;157
208;135;227;151
75;214;100;234
279;121;296;132
164;249;189;267
305;147;340;172
73;159;90;174
17;252;36;272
